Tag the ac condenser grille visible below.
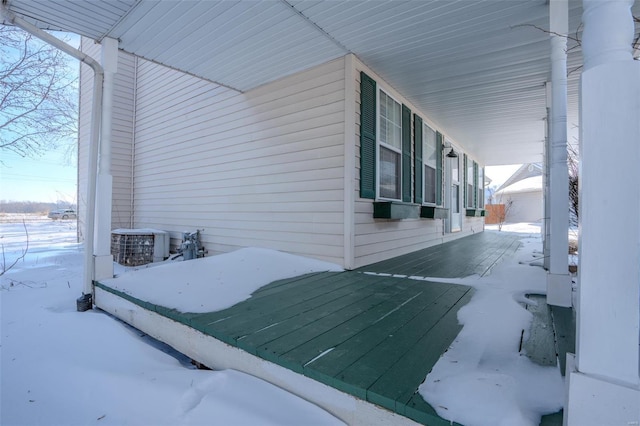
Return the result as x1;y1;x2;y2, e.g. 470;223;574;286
111;233;155;266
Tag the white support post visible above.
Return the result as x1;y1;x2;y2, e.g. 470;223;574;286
547;0;572;307
94;37;118;280
343;54;356;270
543;83;552;272
566;0;640;424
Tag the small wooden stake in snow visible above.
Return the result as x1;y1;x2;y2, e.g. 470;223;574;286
519;329;525;353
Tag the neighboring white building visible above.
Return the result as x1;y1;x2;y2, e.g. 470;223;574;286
494;164;543;224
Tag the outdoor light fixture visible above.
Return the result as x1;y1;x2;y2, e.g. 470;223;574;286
446;148;458;158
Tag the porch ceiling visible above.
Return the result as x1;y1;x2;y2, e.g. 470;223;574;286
4;0;634;165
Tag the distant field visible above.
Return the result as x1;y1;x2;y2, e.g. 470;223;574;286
0;214;78;260
0;213;59;223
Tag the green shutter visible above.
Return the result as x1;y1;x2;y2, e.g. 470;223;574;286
473;161;478;207
359;72;376;199
436;131;443;206
402;104;412;202
414;115;423;204
463;154;468;207
481;166;485;207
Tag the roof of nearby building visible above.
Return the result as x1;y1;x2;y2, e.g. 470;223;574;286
495;175;543;195
496;163;543;192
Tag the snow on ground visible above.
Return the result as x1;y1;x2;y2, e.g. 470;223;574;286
105;247;343;313
485;221;543;234
2;216;565;426
419;227;565;426
0;217;343;426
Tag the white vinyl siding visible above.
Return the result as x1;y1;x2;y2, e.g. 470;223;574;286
79;50;486;269
110;52;136;229
131;57;346;265
78;39;136;237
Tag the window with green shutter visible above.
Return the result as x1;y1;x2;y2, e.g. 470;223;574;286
361;72;447;210
414;115;423;204
402;104;412;202
473;161;479;207
359;72;376;199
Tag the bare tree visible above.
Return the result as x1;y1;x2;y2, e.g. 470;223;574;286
496;197;514;232
568;144;579;227
0;25;78;158
0;219;28;277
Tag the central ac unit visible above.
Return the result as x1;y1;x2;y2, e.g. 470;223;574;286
111;229;170;266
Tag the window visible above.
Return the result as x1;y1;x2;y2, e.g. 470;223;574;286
477;167;484;208
359;72;418;205
451;153;460;213
378;90;402;200
467;158;475;207
423;124;437;204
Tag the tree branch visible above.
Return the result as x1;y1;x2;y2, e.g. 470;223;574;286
0;220;29;277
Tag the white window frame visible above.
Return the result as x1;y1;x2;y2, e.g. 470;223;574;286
477;167;485;208
422;122;438;205
376;88;403;201
466;158;475;208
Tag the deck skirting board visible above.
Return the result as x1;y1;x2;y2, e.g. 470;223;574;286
94;287;420;426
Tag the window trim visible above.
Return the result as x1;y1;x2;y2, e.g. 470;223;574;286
465;154;476;208
376;88;403;202
422;122;438;206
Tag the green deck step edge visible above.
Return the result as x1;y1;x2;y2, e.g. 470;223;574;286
96;231;529;426
96;276;471;426
523;294;558;367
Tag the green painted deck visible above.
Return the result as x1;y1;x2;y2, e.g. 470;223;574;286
359;231;522;278
96;231;570;426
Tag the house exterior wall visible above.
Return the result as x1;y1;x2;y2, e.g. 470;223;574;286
110;52;136;229
500;190;543;224
351;58;484;268
130;57;346;265
78;38;135;241
79;48;486;269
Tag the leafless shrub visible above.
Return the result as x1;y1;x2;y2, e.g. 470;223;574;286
0;219;29;276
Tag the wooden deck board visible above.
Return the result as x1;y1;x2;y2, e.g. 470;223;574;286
96;231;537;426
359;232;521;278
198;273;374;339
302;283;464;379
550;304;576;375
368;291;474;412
282;280;450;368
332;287;470;390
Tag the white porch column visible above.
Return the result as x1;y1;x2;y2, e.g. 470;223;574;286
547;0;572;307
543;83;552;272
93;37;117;281
566;0;640;424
